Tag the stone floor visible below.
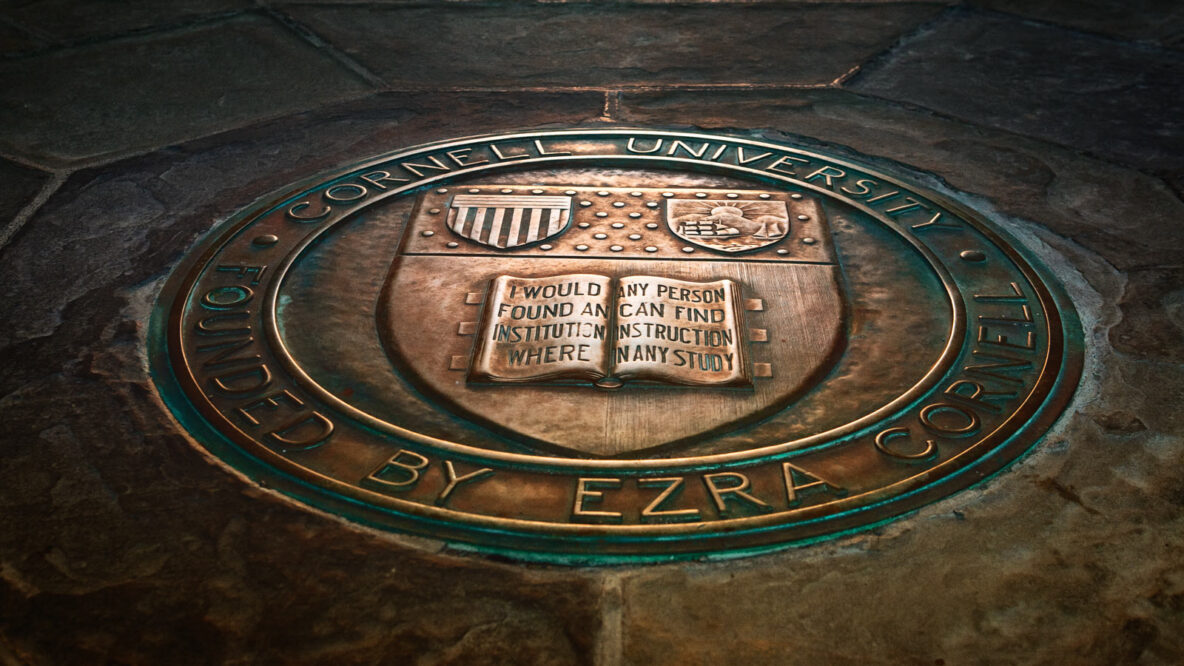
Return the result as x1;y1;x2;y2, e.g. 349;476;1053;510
1;1;1182;664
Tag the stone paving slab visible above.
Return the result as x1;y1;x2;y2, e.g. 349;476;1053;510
612;88;1184;666
0;18;44;55
283;2;945;88
0;0;252;46
0;91;606;665
1111;266;1184;364
656;344;1184;665
618;88;1184;271
2;84;1180;664
0;13;374;168
0;157;48;237
0;89;603;351
618;390;1184;664
0;3;1182;662
972;0;1184;49
851;10;1184;174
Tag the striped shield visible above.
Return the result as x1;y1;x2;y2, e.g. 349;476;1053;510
446;194;572;248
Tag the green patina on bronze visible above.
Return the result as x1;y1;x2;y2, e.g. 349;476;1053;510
149;128;1083;563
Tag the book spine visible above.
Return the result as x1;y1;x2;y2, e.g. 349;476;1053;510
729;280;752;384
603;276;620;382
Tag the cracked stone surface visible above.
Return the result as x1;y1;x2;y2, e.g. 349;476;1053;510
1111;267;1184;363
285;3;945;87
0;20;43;55
851;10;1184;173
1;2;1182;664
0;91;605;665
617;88;1184;271
0;13;374;167
0;158;48;233
617;329;1184;663
970;0;1184;49
0;0;253;46
611;85;1184;665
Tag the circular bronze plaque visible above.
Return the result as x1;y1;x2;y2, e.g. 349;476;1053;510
151;128;1083;563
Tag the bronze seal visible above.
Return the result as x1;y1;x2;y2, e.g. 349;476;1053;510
151;128;1083;562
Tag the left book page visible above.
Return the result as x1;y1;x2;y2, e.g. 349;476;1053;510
468;274;615;384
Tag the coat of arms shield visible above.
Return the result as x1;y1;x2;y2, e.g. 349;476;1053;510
666;196;790;252
446;193;572;248
378;184;847;457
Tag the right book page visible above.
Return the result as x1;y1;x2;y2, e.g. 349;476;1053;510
611;275;751;387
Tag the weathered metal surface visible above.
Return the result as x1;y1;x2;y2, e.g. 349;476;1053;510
150;128;1083;563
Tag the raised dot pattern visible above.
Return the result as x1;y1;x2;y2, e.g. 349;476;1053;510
430;186;820;260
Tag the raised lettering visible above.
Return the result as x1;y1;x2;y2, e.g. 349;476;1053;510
979;304;1034;325
978;324;1036;351
201;285;252;310
209;363;271;395
910;211;960;232
765;154;808;176
735;147;772;165
573;477;622;521
874;427;937;461
703;472;771;514
365;450;429;490
489;143;530;161
194;312;250;337
215;264;267;285
534;139;571;156
324;183;368;202
287;200;330;221
401;155;451;177
237;389;303;425
944;379;1016;413
626;137;663;154
267;411;334;451
359;170;409;190
667;140;710;158
195;337;259;368
782;463;843;505
920;402;980;437
436;461;493;505
964;350;1032;385
805;166;846;189
639;477;700;521
885;197;926;217
840;178;876;196
445;147;488;167
974;282;1026;302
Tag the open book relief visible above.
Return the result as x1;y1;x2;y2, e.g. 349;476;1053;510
468;273;750;388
